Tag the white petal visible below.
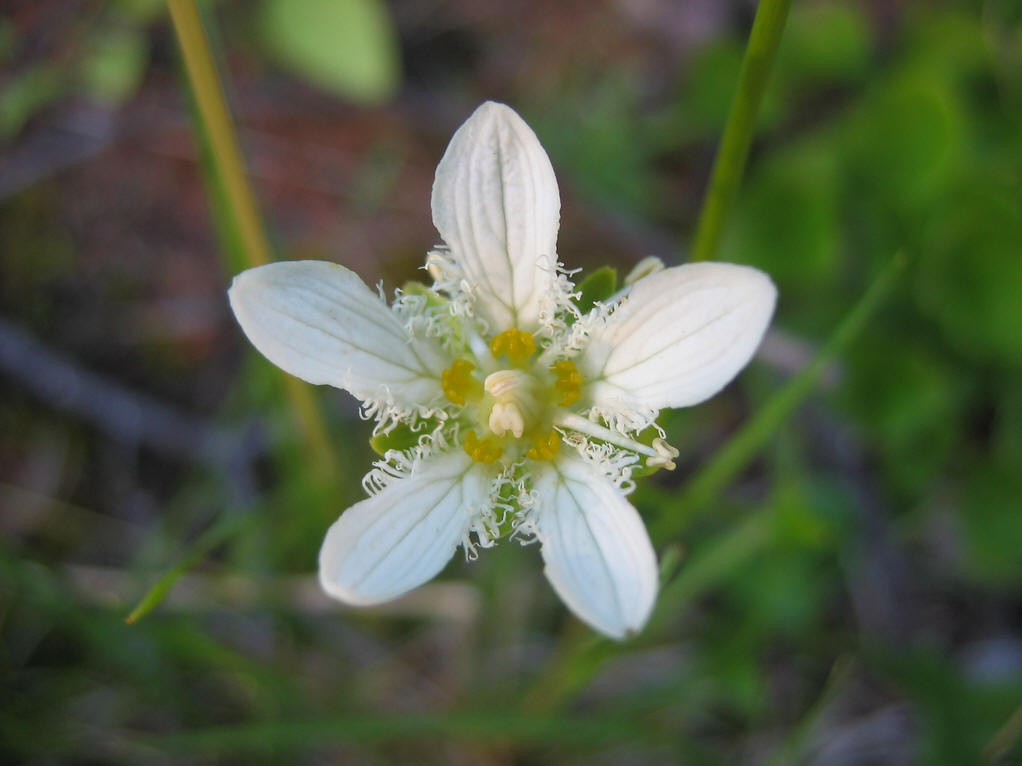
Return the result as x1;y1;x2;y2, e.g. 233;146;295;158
318;451;488;605
431;101;560;332
532;455;658;639
580;262;777;412
228;261;447;406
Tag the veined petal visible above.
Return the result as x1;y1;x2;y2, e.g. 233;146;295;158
531;455;658;639
319;451;488;605
431;101;560;333
580;262;776;412
229;261;447;407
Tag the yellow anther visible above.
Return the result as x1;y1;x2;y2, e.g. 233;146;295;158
464;430;503;464
441;359;482;405
525;429;562;461
489;329;536;367
551;360;584;407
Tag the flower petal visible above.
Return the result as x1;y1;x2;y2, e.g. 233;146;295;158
431;101;560;333
229;261;447;406
319;451;488;605
531;455;658;639
580;262;776;412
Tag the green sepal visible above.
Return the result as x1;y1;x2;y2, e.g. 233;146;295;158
401;280;447;307
574;266;618;313
370;421;436;456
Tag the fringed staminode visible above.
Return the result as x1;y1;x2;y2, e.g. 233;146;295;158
391;283;467;357
425;247;480;329
533;255;581;346
358;390;449;437
509;481;542;545
537;299;616;365
462;464;519;558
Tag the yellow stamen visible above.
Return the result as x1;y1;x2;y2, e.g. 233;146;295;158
441;359;482;405
551;360;584;407
489;329;536;367
464;430;503;464
525;428;561;461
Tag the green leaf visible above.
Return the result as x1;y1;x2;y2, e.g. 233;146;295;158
0;17;16;62
843;74;963;204
573;266;617;313
913;178;1022;364
960;461;1022;584
775;2;871;87
0;65;65;139
679;42;746;134
838;333;962;494
80;31;149;104
724;139;841;288
113;0;166;23
533;80;654;212
257;0;400;104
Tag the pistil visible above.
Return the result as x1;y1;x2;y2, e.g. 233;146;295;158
484;369;540;438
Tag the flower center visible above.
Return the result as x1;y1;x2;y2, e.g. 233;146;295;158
438;343;679;474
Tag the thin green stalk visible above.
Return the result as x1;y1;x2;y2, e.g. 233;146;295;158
985;702;1022;764
765;656;855;766
125;510;258;624
650;513;772;629
165;0;336;473
689;0;793;262
126;1;342;626
167;0;270;267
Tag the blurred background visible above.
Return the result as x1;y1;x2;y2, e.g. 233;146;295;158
2;0;1022;763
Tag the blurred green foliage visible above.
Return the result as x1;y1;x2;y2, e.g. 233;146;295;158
713;4;1022;586
256;0;400;104
0;0;401;142
0;2;157;138
3;1;1022;764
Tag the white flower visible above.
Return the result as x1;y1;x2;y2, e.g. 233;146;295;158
228;102;776;639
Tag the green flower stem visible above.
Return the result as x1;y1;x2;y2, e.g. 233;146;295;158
689;0;793;263
166;0;336;473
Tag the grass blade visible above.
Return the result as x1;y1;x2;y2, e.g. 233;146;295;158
125;510;258;624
